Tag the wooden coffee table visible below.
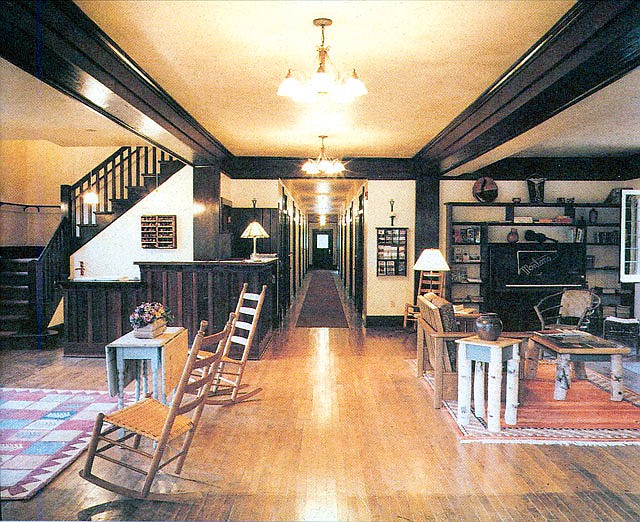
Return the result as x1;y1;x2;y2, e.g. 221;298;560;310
529;330;630;401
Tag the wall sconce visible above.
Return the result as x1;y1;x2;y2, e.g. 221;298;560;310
389;199;396;226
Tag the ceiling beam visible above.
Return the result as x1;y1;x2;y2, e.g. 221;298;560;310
449;154;640;181
0;0;231;165
415;0;640;175
223;157;416;180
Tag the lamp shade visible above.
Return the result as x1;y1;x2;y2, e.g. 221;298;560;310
241;221;269;239
413;249;450;272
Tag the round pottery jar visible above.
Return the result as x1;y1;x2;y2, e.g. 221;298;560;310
475;313;503;341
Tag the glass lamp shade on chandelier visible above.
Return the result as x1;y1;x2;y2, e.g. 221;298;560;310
301;136;345;175
277;18;367;104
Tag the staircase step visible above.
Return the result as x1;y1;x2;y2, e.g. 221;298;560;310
0;299;29;307
78;224;98;240
94;212;116;228
0;285;29;300
0;271;29;285
0;329;59;349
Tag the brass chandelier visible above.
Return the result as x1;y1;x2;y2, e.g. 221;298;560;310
301;136;345;175
278;18;367;103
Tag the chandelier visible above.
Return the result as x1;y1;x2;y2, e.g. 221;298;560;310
277;18;367;103
301;136;345;175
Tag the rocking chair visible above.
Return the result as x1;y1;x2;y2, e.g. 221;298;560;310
204;283;267;405
79;320;223;500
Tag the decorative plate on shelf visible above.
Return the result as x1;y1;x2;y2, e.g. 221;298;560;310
472;177;498;203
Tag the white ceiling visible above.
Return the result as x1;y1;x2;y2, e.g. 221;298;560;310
73;0;575;158
3;1;640;212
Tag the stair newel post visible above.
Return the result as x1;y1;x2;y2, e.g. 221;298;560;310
60;184;73;258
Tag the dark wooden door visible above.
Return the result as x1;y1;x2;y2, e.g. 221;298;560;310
312;229;334;269
354;190;365;313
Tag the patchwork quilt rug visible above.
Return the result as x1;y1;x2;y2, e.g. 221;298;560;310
420;362;640;446
0;388;126;500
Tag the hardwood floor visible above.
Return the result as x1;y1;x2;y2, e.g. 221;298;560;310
2;273;640;520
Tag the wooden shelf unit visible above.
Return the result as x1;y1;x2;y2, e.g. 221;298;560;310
445;201;632;326
141;215;177;249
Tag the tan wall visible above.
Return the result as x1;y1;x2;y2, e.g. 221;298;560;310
365;180;416;317
0;140;117;205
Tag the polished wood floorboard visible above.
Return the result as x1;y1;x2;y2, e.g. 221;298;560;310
2;272;640;520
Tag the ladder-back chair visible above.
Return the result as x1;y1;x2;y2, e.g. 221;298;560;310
79;320;223;500
206;283;266;405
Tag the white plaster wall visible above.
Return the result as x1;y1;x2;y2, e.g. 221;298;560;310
365;180;416;317
224;178;279;208
70;166;194;280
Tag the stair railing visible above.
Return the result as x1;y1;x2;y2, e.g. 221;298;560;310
66;146;180;245
33;217;70;340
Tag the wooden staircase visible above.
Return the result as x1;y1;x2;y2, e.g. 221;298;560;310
0;247;59;348
0;147;184;349
72;150;184;248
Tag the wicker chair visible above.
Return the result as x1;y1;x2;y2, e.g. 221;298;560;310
80;320;223;500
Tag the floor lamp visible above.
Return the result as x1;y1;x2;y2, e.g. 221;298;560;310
413;248;450;297
404;248;450;328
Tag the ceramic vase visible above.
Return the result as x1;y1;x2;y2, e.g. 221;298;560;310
475;313;503;341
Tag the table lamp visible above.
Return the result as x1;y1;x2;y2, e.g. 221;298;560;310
413;248;450;296
241;221;269;260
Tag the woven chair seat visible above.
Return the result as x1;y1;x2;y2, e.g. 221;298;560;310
104;397;193;441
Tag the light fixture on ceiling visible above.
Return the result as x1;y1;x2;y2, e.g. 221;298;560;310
302;136;345;175
277;18;367;103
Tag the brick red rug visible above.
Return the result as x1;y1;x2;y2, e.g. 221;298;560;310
421;362;640;445
0;388;126;500
296;270;349;328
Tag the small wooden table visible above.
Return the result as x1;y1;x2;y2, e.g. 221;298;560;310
456;336;522;433
530;331;630;401
105;327;188;408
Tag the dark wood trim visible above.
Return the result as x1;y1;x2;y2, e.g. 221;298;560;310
451;155;640;181
414;162;440;300
193;165;221;260
415;0;640;174
0;0;231;165
365;316;404;328
223;157;415;180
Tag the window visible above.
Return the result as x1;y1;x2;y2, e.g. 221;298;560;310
621;190;640;282
316;234;329;249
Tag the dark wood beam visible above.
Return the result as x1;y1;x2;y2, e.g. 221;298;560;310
0;0;231;165
223;157;415;180
415;0;640;174
451;154;640;181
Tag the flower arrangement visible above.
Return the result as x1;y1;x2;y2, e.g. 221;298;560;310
129;302;173;329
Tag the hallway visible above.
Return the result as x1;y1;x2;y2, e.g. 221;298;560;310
2;274;640;521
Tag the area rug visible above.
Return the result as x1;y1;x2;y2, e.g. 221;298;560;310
420;362;640;445
296;270;349;328
0;388;126;500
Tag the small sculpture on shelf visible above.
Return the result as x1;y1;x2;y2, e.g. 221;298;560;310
506;228;519;244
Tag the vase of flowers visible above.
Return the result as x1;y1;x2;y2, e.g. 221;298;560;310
130;302;173;338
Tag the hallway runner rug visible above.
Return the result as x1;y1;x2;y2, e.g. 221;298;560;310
296;270;349;328
0;388;127;500
420;362;640;445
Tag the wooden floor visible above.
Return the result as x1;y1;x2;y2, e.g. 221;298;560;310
2;273;640;521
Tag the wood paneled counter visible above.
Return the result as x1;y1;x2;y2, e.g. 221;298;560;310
60;279;145;357
60;259;278;359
